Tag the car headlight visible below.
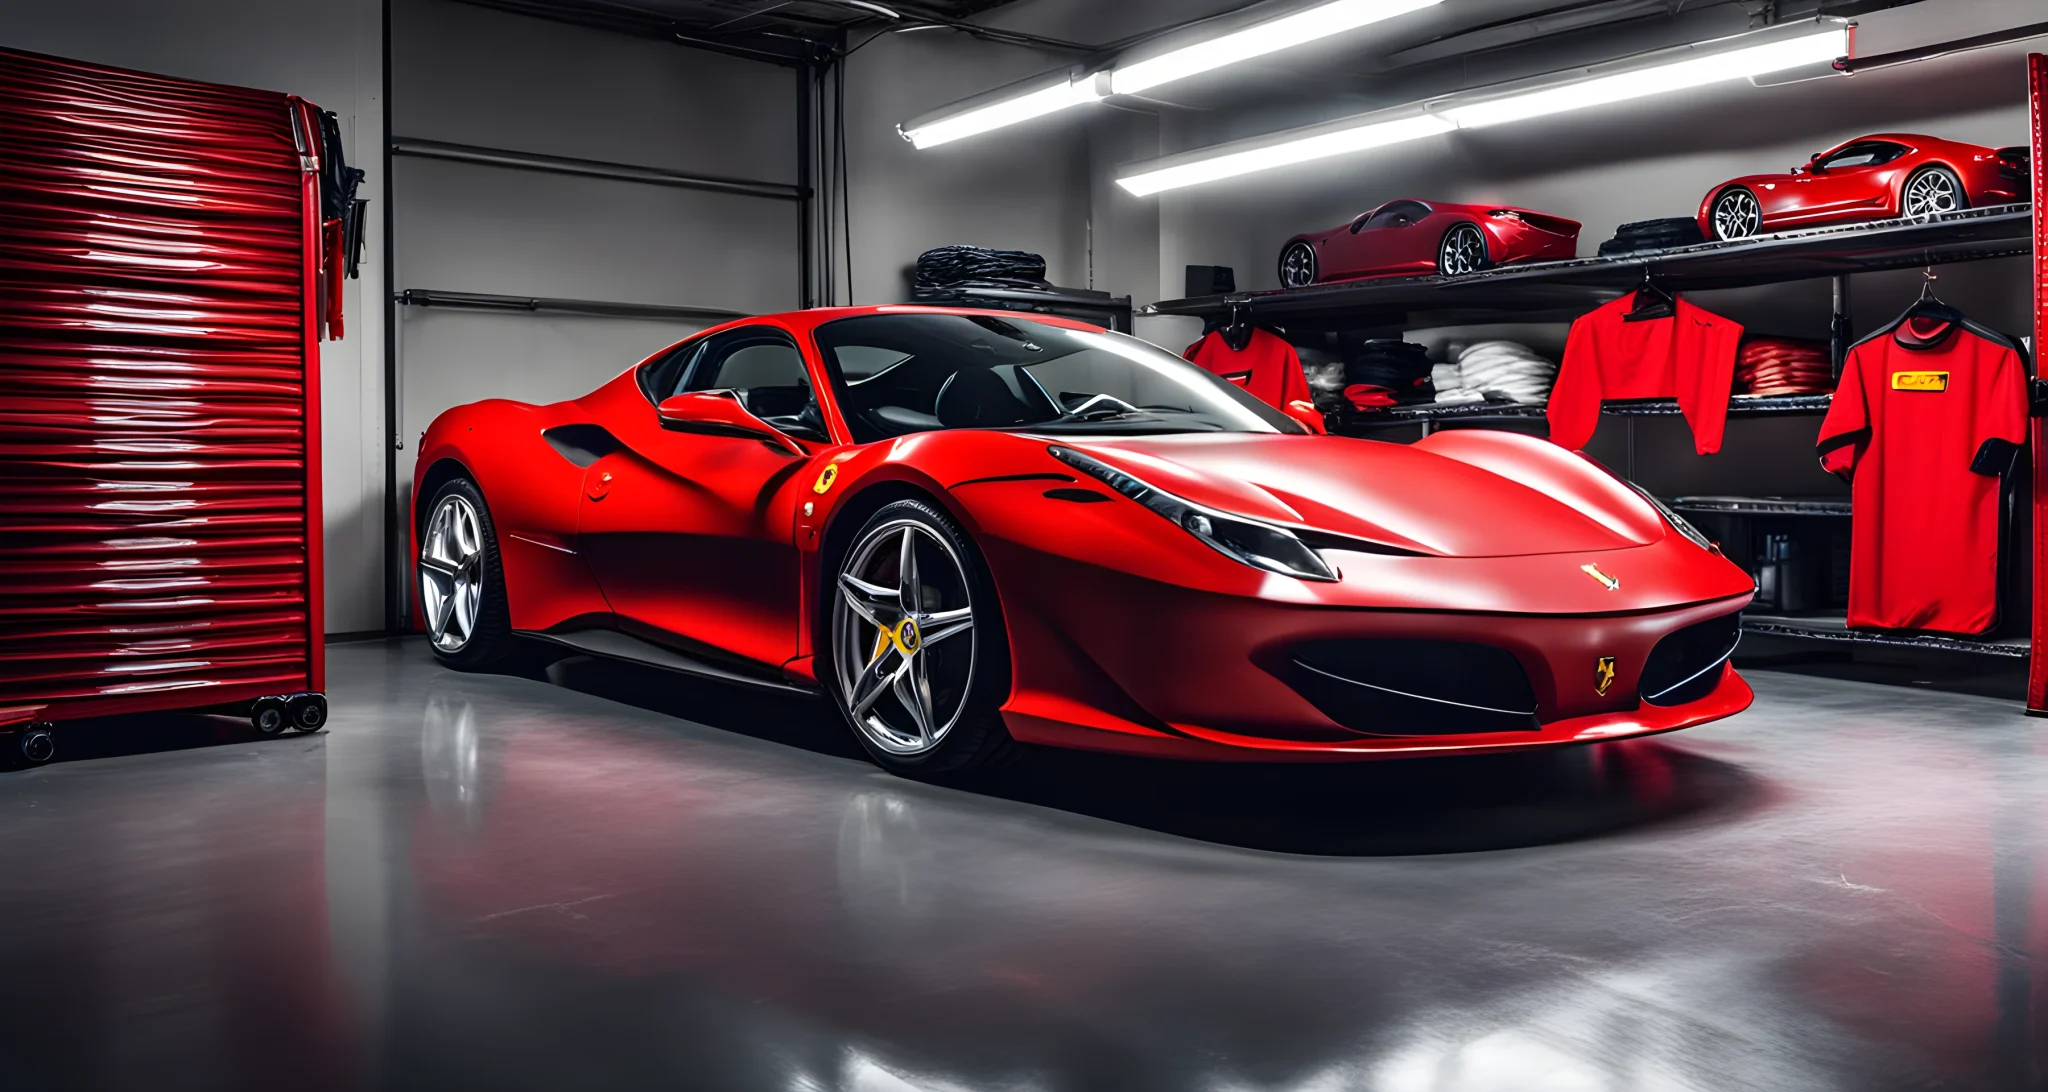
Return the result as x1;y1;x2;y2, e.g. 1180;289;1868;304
1048;445;1339;582
1627;483;1715;552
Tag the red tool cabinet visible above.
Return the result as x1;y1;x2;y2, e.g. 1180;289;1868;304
0;48;338;762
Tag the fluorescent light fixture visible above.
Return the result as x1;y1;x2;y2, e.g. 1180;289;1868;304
901;0;1446;149
1118;114;1455;197
900;75;1103;150
1109;0;1445;96
1114;21;1850;194
1442;28;1849;128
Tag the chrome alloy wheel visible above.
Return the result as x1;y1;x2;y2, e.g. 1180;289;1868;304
1712;189;1761;240
832;520;977;756
1903;169;1960;216
1438;223;1486;276
1279;242;1318;288
419;494;484;653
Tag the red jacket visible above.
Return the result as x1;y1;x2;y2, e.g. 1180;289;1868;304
1817;314;2028;633
1184;329;1326;433
1547;295;1742;454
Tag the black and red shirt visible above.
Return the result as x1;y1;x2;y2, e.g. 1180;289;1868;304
1817;313;2029;634
1185;328;1325;433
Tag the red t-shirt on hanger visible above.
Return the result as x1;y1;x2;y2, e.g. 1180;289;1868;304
1547;295;1743;454
1817;314;2029;634
1185;328;1325;433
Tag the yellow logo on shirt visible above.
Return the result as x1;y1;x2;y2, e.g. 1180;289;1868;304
1891;371;1949;392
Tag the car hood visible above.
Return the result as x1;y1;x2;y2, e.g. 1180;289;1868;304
1058;430;1667;559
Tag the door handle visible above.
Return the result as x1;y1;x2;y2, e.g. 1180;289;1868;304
587;471;613;501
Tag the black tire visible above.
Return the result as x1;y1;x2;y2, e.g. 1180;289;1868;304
18;727;55;766
823;498;1018;777
418;477;516;670
1278;241;1318;288
1901;166;1967;217
1709;187;1761;240
251;697;287;735
1436;222;1489;276
288;694;327;732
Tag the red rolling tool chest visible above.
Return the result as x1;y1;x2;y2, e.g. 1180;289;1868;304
0;47;355;764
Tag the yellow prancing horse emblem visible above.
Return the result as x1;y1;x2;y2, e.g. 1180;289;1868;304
813;463;839;494
1594;656;1617;696
874;616;922;660
1580;563;1620;591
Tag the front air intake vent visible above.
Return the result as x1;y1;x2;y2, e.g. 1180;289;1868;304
1282;639;1538;737
1639;613;1741;707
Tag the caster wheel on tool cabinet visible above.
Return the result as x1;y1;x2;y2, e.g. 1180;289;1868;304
19;725;56;766
251;697;288;736
289;694;327;732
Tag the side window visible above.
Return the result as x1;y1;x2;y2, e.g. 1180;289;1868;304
1365;200;1430;229
637;340;701;403
1819;142;1907;170
684;327;826;440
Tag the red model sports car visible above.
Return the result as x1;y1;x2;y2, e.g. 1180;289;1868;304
1699;133;2029;241
1278;199;1580;287
413;306;1754;776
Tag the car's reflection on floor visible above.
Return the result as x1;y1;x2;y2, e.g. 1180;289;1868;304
518;644;1761;855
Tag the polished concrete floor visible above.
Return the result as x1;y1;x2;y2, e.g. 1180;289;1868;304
2;638;2045;1090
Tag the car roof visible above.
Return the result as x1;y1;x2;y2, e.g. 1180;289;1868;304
718;305;1106;337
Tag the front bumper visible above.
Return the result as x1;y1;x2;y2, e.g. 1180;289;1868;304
988;541;1754;762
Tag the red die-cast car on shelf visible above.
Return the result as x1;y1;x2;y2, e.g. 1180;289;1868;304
1698;132;2029;240
413;306;1754;777
1278;199;1581;287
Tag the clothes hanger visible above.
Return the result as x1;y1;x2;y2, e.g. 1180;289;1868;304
1624;266;1676;322
1222;301;1255;351
1896;267;1963;345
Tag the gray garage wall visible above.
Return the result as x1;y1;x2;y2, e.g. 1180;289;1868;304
389;0;803;601
2;0;390;635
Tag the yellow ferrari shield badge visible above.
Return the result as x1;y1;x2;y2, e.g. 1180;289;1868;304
1595;656;1618;696
812;463;839;494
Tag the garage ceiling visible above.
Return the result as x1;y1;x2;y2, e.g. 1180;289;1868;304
446;0;1037;62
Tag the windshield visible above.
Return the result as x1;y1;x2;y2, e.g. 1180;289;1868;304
813;312;1303;443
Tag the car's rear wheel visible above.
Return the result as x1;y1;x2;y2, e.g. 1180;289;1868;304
827;499;1016;776
1902;166;1966;217
1278;241;1318;288
1710;187;1761;240
1437;222;1488;276
419;478;516;670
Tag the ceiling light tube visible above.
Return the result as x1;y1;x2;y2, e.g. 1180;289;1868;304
1442;27;1850;129
1117;112;1454;197
899;72;1105;150
1114;20;1850;195
1109;0;1445;97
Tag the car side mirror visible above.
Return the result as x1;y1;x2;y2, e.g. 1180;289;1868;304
656;390;805;456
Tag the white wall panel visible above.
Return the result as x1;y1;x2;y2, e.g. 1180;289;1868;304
389;0;801;604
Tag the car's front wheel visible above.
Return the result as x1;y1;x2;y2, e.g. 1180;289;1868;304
1709;187;1761;240
1278;241;1318;288
418;477;516;670
827;499;1016;776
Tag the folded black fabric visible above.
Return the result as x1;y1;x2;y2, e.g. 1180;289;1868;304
914;245;1051;292
1597;217;1706;256
1343;339;1435;403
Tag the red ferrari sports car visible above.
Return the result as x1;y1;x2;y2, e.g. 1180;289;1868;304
1278;199;1581;287
412;306;1754;776
1698;133;2029;241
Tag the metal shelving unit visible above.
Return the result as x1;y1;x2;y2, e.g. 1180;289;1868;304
1142;205;2038;662
1743;615;2028;659
912;285;1135;332
1667;496;1851;517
